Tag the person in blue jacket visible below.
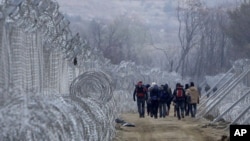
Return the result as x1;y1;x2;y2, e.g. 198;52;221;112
149;82;159;119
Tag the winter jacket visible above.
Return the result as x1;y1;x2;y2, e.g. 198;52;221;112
159;88;169;102
186;86;199;104
149;85;159;101
133;85;147;101
173;86;185;102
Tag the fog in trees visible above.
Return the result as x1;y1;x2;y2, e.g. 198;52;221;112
57;0;250;81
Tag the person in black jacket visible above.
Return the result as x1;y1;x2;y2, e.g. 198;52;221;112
133;81;147;118
184;83;191;116
149;82;159;119
159;83;172;117
165;84;173;116
145;84;151;116
158;85;166;118
173;83;185;120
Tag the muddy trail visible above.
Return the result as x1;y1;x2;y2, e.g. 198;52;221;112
113;109;229;141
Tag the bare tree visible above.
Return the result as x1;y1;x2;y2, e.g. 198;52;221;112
176;0;202;76
83;16;149;65
148;30;174;72
226;1;250;59
190;7;231;79
89;20;104;50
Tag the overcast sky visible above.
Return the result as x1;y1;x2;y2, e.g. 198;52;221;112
55;0;237;29
55;0;238;45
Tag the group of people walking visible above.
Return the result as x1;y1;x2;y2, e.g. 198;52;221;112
133;81;200;120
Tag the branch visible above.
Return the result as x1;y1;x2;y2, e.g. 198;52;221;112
148;30;172;67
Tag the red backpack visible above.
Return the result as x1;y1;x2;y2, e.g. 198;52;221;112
176;88;183;98
136;86;145;97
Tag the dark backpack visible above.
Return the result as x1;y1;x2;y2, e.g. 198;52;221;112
160;89;169;101
168;88;172;95
159;91;165;100
150;85;159;100
186;94;191;103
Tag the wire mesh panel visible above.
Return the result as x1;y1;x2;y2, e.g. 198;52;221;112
197;60;250;129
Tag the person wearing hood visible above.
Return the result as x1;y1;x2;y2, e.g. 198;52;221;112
159;83;172;118
149;82;159;119
133;81;147;118
158;85;166;118
186;82;200;118
173;83;185;120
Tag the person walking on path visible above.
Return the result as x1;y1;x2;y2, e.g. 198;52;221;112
158;84;170;118
145;84;151;116
186;82;200;118
184;83;191;116
133;81;147;118
149;82;160;119
173;83;185;120
165;84;173;116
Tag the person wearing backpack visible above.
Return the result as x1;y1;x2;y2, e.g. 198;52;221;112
149;82;159;119
173;83;185;120
158;85;168;118
186;82;200;118
184;83;191;116
133;81;147;118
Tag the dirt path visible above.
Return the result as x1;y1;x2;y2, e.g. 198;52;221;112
113;109;229;141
